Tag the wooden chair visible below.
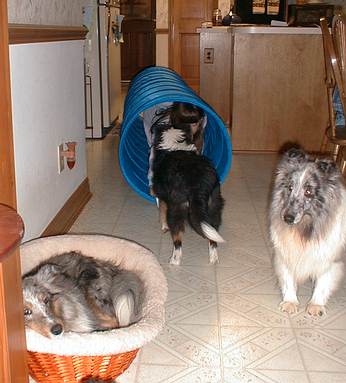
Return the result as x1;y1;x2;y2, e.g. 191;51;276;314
320;16;346;171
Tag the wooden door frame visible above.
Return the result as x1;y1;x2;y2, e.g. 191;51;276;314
0;0;29;381
168;0;174;70
168;0;217;80
120;0;157;81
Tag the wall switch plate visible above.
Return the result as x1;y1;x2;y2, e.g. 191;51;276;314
58;144;64;173
204;48;214;64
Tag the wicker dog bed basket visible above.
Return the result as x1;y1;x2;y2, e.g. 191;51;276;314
20;234;168;382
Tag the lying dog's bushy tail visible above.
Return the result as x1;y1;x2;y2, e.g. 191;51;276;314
189;186;225;243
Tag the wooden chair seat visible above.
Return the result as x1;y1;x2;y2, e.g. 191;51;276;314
326;125;346;145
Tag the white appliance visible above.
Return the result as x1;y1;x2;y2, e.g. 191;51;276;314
83;0;123;138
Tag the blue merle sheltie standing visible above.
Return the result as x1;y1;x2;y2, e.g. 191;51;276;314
151;110;225;265
270;148;346;316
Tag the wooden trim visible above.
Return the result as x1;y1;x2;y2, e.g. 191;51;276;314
0;205;24;262
0;17;16;209
0;250;28;383
42;178;92;237
155;28;169;34
0;2;28;381
9;24;88;45
168;0;173;68
0;206;26;382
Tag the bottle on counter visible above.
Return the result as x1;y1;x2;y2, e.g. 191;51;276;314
212;8;223;26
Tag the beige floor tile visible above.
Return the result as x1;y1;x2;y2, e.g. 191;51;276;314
218;294;258;313
116;361;139;383
135;364;189;383
140;342;189;366
71;132;346;382
173;305;219;326
240;294;282;312
223;369;269;383
309;372;346;383
299;343;346;372
258;370;309;383
175;324;220;350
296;329;346;357
174;339;221;366
250;328;295;352
218;275;256;294
215;263;254;282
166;290;193;304
221;326;265;351
170;367;222;383
323;311;346;330
223;342;269;369
173;292;217;311
244;306;290;328
249;342;305;370
219;306;264;327
155;325;191;349
162;266;216;293
165;302;196;322
180;265;217;283
322;329;346;343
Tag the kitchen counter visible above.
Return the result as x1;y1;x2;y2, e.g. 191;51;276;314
199;25;328;152
198;25;322;34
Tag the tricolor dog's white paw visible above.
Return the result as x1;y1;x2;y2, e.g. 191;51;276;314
169;247;182;266
209;245;219;264
161;222;169;233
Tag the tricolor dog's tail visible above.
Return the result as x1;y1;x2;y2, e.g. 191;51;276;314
200;222;225;243
189;185;225;243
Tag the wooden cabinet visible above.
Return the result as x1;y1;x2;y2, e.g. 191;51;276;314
199;26;329;152
199;27;232;127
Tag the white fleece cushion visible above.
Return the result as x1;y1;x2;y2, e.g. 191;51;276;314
20;234;167;356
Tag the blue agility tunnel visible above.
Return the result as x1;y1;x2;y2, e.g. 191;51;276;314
119;66;232;203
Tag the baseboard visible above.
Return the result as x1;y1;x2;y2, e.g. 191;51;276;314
41;178;92;237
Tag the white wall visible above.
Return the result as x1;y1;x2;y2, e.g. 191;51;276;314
8;0;86;26
156;0;169;67
156;34;169;67
10;41;87;241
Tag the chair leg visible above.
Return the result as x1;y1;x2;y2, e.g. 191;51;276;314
333;144;340;162
320;133;329;154
339;147;346;177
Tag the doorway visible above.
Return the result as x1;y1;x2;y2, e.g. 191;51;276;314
169;0;217;93
120;0;156;81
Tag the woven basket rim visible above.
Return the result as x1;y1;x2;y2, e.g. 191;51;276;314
27;347;140;358
27;347;140;382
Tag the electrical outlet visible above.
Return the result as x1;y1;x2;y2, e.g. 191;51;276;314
204;48;214;64
58;144;64;173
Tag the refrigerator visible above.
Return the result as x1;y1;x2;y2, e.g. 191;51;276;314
83;0;123;138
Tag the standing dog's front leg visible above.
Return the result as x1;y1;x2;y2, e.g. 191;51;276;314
275;258;299;314
307;261;344;316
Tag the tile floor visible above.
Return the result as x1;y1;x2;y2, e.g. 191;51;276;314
70;131;346;383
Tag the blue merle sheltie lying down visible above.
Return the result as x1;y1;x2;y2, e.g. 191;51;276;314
152;123;225;265
22;252;143;338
